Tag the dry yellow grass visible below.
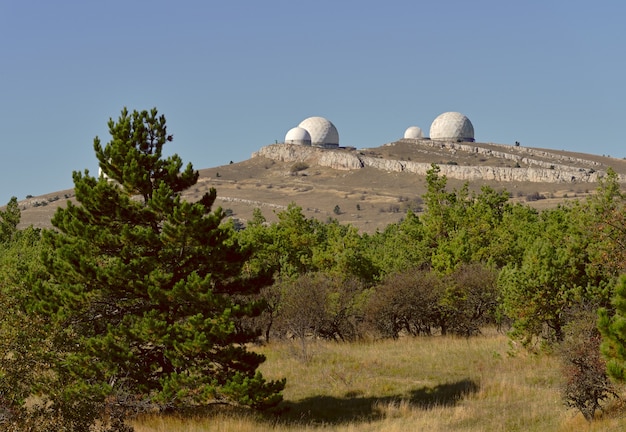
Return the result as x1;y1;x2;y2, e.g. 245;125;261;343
132;331;626;431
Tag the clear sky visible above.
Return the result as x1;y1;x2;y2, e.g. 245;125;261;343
1;0;625;203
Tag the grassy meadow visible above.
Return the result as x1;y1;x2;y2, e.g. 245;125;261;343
132;330;626;431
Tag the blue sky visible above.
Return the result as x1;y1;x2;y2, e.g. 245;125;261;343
1;0;625;203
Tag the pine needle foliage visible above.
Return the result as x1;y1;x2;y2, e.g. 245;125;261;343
599;275;626;383
35;108;285;423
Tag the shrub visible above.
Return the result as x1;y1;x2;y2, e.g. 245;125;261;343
560;312;618;421
525;192;545;202
273;274;366;358
273;274;327;359
364;269;443;338
290;162;309;173
441;263;500;337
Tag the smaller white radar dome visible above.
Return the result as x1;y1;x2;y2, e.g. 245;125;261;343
284;127;312;145
430;112;474;142
298;116;339;148
404;126;424;139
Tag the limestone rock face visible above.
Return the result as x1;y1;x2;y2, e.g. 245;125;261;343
252;143;621;184
254;144;363;170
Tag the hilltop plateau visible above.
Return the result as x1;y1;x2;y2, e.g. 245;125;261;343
15;139;626;233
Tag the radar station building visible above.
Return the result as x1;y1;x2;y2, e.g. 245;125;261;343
284;116;339;148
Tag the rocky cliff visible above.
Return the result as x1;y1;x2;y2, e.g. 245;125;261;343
252;141;624;184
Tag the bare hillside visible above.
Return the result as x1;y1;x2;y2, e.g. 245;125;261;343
16;140;626;233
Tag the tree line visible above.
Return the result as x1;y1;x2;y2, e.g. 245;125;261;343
2;108;626;429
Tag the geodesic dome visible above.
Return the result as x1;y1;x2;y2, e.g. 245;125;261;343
284;127;312;145
298;116;339;147
430;112;474;142
404;126;424;139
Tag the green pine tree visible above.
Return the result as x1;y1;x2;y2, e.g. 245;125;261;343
599;275;626;382
0;196;21;243
35;108;285;421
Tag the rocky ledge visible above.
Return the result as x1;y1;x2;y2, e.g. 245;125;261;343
253;142;624;184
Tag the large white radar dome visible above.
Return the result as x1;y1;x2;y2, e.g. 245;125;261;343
404;126;424;139
430;112;474;142
298;116;339;148
284;127;312;145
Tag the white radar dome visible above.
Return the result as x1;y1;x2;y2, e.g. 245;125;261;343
298;116;339;148
404;126;424;139
284;127;312;145
430;112;474;142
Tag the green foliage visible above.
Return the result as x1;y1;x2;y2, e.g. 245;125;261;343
311;220;378;284
238;205;377;283
0;226;51;428
263;203;320;277
599;275;626;382
31;108;284;427
363;210;428;278
5;137;626;426
421;164;459;249
420;164;514;273
500;205;605;345
0;197;20;243
585;168;626;277
484;203;540;268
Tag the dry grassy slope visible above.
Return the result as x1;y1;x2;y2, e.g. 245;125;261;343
16;140;626;233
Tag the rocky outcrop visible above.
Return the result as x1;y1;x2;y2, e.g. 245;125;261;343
398;139;603;170
254;145;364;170
253;143;624;184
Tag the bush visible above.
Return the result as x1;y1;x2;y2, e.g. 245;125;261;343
442;263;500;336
364;269;443;338
560;312;618;421
273;274;366;358
290;162;309;173
525;192;545;202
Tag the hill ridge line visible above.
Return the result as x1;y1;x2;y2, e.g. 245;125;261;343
253;142;624;184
